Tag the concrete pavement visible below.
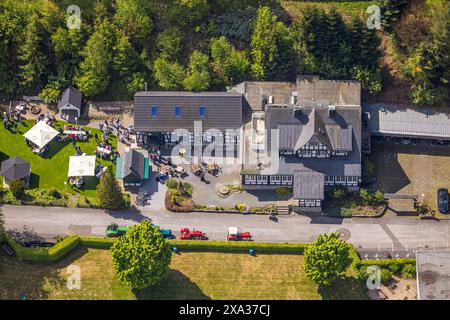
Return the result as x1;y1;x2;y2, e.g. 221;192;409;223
3;205;450;254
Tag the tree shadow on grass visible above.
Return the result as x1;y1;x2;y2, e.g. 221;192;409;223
0;246;88;300
133;269;210;300
28;172;40;189
318;276;369;300
45;141;70;160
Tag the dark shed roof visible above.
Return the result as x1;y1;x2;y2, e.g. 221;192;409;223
121;149;145;180
0;157;31;182
58;86;82;110
293;170;325;200
133;91;243;132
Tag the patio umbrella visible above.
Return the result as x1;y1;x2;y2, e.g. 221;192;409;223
68;155;96;177
23;121;59;149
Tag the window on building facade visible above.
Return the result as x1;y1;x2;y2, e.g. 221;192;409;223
175;105;182;118
151;105;158;117
199;105;206;118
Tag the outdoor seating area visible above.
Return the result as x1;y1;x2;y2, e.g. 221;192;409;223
95;142;116;160
60;124;89;142
23;121;59;158
37;112;56;126
67;155;107;190
0;117;118;200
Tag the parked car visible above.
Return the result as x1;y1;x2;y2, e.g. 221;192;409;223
227;227;252;241
180;227;208;240
437;188;449;213
431;140;449;146
106;223;130;237
399;138;412;145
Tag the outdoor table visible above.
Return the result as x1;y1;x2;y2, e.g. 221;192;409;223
175;166;184;174
96;146;112;155
64;130;86;135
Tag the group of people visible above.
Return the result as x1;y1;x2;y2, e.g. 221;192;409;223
2;110;22;132
38;112;56;126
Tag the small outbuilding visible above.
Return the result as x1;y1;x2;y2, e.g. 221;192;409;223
0;157;31;187
115;148;150;187
58;86;82;122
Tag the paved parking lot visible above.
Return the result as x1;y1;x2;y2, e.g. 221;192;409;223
371;139;450;216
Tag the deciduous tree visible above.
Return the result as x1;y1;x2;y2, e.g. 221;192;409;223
111;220;172;289
304;233;351;286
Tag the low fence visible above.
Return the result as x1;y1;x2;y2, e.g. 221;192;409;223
89;101;133;114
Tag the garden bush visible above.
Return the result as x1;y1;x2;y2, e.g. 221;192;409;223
331;186;347;201
47;188;61;199
276;187;291;196
166;178;178;189
388;263;401;274
9;179;25;198
380;268;393;285
401;263;416;279
235;203;247;212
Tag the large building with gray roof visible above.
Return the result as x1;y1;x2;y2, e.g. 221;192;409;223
133;91;243;146
235;76;362;208
364;104;450;141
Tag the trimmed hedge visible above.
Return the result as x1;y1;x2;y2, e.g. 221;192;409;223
80;237;117;249
357;258;416;269
5;234;81;263
81;237;307;253
168;240;307;253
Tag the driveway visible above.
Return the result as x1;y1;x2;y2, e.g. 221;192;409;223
3;205;450;257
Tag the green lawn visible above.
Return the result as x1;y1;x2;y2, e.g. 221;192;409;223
0;120;117;198
0;248;368;300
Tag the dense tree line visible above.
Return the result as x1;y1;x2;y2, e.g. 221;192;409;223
399;0;450;106
0;0;386;102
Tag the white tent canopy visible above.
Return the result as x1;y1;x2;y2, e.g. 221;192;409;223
68;156;96;177
23;121;59;149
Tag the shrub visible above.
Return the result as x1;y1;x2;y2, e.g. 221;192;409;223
166;178;178;189
389;263;401;274
373;190;385;205
331;186;347;201
401;264;416;279
380;268;393;285
111;221;172;289
48;188;61;199
183;182;193;196
9;179;25;198
359;188;372;205
276;187;291;196
235;203;247;212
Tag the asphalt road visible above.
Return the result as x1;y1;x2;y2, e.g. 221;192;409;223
3;205;450;254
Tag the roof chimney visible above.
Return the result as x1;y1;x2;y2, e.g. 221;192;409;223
328;105;336;117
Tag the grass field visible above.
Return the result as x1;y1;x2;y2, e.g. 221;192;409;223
0;120;117;198
0;248;368;300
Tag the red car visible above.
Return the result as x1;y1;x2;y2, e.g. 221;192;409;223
180;227;208;240
227;227;253;241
